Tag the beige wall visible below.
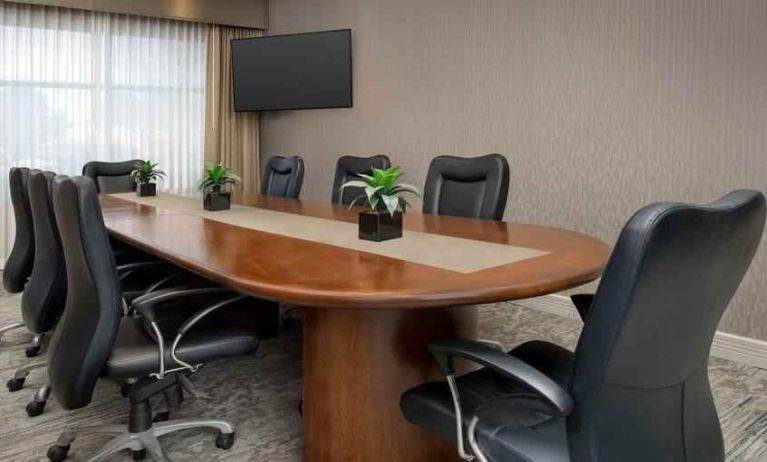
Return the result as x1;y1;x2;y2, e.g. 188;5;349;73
9;0;267;28
260;0;767;341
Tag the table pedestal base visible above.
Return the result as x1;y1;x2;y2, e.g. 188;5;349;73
302;306;478;461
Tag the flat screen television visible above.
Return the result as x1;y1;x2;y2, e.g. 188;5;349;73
232;29;352;112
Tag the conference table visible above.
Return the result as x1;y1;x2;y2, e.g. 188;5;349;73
99;191;611;462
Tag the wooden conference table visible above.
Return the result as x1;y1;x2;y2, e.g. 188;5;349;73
99;191;610;462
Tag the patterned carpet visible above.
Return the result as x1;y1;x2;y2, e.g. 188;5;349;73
0;289;765;461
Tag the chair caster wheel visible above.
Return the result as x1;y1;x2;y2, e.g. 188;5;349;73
25;346;41;358
152;411;169;423
132;449;146;460
26;400;46;417
7;377;25;392
47;444;70;461
215;432;235;450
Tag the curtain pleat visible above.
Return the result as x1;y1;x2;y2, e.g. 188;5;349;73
204;25;261;194
0;2;209;265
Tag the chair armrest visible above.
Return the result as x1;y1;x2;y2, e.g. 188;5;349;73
176;294;248;336
117;261;169;273
142;273;181;295
117;261;171;281
131;287;236;322
570;293;594;322
130;287;240;379
429;338;573;417
167;294;249;374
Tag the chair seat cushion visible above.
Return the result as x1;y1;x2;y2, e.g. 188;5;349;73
400;341;573;450
103;317;258;378
473;394;569;462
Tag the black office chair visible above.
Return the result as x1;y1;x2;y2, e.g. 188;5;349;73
401;190;766;462
5;171;67;416
0;167;46;355
22;171;67;349
45;175;258;461
331;155;391;205
82;159;141;193
422;154;510;220
10;172;204;418
82;159;162;262
3;167;35;293
261;155;304;198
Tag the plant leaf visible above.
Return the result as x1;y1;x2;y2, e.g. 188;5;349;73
371;167;383;184
364;185;383;204
356;173;376;184
131;160;165;184
347;194;366;209
399;197;414;213
340;180;369;189
390;183;420;197
365;186;382;209
200;163;238;191
381;194;400;216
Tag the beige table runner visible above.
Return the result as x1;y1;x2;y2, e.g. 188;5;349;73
109;193;548;273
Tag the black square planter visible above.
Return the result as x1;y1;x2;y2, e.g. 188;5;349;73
358;210;403;242
203;192;231;211
136;183;156;197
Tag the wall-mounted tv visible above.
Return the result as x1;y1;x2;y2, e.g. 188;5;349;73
232;29;352;112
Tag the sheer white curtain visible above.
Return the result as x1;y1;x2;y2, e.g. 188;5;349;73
0;2;208;264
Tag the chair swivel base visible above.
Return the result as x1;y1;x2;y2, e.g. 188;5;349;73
7;360;46;392
0;325;45;357
26;382;181;419
25;333;46;357
48;374;235;461
26;384;51;417
47;419;235;462
0;322;27;344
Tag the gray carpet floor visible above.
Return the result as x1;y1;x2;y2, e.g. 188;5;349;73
0;290;765;461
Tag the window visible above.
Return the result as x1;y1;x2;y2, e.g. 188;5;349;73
0;3;208;263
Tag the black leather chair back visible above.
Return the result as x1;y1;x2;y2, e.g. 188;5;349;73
331;155;391;205
21;171;67;334
422;154;509;220
82;159;141;193
49;175;122;410
261;156;304;198
569;190;766;461
4;167;36;293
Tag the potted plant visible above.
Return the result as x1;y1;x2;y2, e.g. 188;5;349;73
199;162;240;211
130;160;166;197
340;166;420;242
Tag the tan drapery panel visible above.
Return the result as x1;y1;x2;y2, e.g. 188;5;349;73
204;25;262;194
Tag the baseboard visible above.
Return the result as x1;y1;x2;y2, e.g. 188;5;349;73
512;294;767;370
512;294;582;320
710;331;767;370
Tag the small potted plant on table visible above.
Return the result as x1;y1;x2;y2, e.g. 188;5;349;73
130;160;165;197
199;162;240;211
341;166;420;242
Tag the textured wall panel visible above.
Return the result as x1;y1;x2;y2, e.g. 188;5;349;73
261;0;767;340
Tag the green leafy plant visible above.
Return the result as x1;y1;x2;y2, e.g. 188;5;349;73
340;166;420;216
130;160;166;185
198;162;240;195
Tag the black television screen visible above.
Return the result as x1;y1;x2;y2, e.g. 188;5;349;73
232;29;352;112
